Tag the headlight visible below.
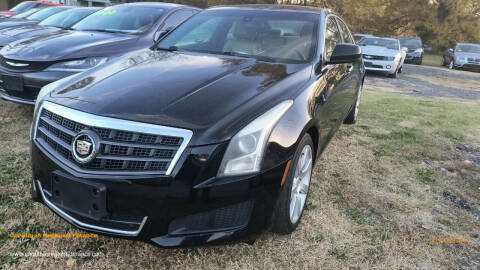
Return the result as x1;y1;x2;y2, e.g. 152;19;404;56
45;57;108;72
218;100;293;177
414;48;423;53
455;56;467;63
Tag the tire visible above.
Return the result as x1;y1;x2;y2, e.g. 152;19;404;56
441;57;446;66
272;134;314;234
31;179;42;203
344;84;363;124
388;69;398;78
398;66;403;73
449;60;455;70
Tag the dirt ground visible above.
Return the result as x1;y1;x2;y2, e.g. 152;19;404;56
0;64;479;269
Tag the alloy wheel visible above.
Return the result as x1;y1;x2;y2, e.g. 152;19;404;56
449;60;454;69
289;144;313;224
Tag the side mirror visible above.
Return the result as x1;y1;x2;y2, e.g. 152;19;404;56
449;48;454;53
154;27;175;43
401;47;408;52
326;44;362;65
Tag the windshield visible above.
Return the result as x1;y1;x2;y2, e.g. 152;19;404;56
157;10;318;63
358;38;399;50
39;8;98;28
456;44;480;54
11;7;40;18
26;7;69;21
72;6;165;34
399;38;422;49
10;2;37;13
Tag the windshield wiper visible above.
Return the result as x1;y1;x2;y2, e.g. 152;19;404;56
223;51;277;62
80;29;126;34
156;46;179;52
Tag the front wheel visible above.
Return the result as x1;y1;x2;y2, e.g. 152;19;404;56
398;66;403;73
344;84;363;124
272;134;314;234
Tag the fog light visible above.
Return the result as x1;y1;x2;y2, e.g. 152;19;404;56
386;65;391;69
168;201;253;235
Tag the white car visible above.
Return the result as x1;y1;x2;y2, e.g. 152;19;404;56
358;37;407;78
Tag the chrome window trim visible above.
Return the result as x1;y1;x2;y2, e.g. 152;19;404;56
34;101;193;176
37;181;147;237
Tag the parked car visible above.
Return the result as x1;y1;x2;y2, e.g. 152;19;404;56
353;33;373;43
398;36;423;65
0;3;200;105
0;6;72;31
0;1;64;18
0;7;100;50
442;43;480;71
30;5;365;248
358;37;406;78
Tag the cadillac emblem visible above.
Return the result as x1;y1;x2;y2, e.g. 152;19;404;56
72;130;100;164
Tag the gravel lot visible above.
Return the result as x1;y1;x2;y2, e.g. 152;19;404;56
365;64;480;100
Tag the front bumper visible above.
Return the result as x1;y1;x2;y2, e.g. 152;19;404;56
363;59;398;74
31;140;286;247
0;69;75;105
405;54;422;63
455;62;480;70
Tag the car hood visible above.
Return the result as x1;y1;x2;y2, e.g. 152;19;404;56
361;45;398;57
0;25;59;46
455;51;480;58
45;49;310;145
1;30;139;61
0;19;37;30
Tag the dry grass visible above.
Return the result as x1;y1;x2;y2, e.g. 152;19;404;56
1;88;479;269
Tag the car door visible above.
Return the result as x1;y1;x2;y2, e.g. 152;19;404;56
311;16;347;149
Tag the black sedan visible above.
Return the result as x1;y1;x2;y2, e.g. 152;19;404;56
0;7;100;49
0;3;199;105
30;5;364;247
0;6;71;31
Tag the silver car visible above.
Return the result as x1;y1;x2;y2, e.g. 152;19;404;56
358;37;406;78
442;43;480;71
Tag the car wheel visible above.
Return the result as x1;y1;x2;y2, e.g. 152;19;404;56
388;69;398;78
398;66;403;73
441;57;446;66
344;84;363;124
272;133;314;234
449;60;455;70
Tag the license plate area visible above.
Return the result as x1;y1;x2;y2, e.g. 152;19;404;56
1;75;23;92
364;61;372;67
50;171;107;220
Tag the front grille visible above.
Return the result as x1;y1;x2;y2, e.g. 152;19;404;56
467;58;480;64
363;55;389;61
34;102;193;175
0;56;51;71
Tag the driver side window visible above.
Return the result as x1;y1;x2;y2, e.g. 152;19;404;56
325;17;341;59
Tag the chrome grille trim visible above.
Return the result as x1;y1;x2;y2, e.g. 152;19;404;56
34;101;193;176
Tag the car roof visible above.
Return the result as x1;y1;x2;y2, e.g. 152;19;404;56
116;2;198;10
364;37;398;41
208;4;326;14
457;42;480;45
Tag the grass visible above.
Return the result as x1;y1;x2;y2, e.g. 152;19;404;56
0;84;480;268
422;53;443;67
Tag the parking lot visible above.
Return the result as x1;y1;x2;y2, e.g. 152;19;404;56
0;63;479;269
